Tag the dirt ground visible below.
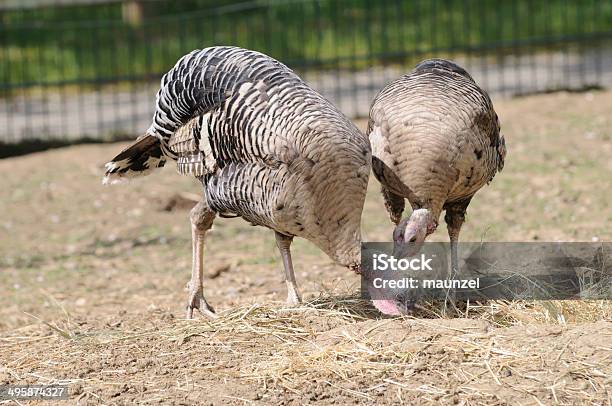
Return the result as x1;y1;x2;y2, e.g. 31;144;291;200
0;90;611;405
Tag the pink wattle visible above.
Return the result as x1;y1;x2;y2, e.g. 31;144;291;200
372;299;401;316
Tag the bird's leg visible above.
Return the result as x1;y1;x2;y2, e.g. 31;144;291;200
275;232;301;305
186;199;217;319
443;200;470;315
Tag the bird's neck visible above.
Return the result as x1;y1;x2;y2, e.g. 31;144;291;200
325;228;363;271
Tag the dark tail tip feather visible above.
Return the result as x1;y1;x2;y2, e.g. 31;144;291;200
103;135;166;184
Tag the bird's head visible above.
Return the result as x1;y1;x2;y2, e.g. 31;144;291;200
392;209;437;259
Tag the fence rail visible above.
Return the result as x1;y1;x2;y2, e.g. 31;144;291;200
1;0;612;147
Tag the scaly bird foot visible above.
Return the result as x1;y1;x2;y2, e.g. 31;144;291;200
186;286;217;319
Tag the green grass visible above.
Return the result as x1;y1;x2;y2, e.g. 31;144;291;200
1;0;611;89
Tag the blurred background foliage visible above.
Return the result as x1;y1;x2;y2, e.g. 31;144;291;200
2;0;611;87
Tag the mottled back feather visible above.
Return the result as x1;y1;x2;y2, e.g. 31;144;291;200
368;58;505;220
107;46;372;268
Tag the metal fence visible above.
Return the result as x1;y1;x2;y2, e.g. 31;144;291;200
1;0;612;147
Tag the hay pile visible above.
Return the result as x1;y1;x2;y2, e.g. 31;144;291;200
1;295;610;404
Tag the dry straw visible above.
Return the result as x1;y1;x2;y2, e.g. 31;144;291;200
4;291;610;403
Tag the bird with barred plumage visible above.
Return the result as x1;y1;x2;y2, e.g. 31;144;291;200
103;47;371;318
367;59;506;315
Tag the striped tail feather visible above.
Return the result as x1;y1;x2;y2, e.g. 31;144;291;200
102;135;167;184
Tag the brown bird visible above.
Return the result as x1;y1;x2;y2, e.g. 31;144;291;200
103;47;371;318
367;59;506;315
